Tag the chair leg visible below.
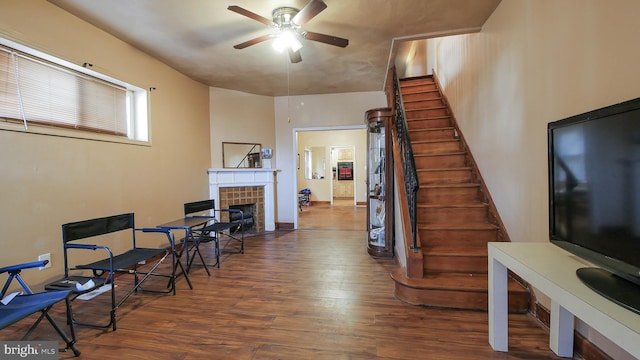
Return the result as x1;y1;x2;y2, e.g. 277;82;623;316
219;225;244;255
24;305;81;357
187;243;211;276
109;278;117;331
65;297;75;338
68;277;117;330
216;239;220;268
168;252;193;291
44;310;81;356
22;310;47;340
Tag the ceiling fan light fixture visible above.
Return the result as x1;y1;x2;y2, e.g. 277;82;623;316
272;29;303;53
272;7;299;27
229;1;348;63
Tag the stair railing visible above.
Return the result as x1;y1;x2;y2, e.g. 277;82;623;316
392;69;420;253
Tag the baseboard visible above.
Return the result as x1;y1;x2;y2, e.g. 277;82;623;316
276;222;294;230
533;303;613;360
533;302;551;328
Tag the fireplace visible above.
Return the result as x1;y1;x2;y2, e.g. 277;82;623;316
208;168;277;231
228;203;256;232
218;187;263;231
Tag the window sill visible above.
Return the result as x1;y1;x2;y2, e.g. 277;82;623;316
0;122;151;146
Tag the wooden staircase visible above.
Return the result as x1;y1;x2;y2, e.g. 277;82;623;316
391;75;529;312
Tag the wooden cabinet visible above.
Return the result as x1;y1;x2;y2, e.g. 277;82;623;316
332;180;354;198
365;107;394;258
336;148;353;161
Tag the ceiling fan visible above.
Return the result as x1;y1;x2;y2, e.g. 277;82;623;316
228;0;349;63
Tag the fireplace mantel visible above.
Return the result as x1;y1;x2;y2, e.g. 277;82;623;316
208;168;277;231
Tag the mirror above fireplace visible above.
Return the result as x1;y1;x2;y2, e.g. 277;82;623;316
222;142;262;168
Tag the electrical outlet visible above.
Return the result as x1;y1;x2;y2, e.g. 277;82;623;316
38;253;51;270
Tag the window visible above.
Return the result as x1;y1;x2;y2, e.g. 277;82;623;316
0;37;149;143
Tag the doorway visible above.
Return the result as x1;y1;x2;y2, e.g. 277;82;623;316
330;146;355;206
294;127;366;229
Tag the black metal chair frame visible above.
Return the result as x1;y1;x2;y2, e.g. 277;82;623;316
183;200;244;272
47;213;173;331
1;260;81;356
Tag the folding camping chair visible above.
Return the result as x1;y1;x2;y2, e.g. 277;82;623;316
183;199;244;271
46;213;173;331
0;260;81;357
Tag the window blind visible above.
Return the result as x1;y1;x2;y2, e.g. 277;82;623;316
0;45;128;136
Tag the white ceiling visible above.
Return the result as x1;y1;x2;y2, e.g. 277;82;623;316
48;0;501;96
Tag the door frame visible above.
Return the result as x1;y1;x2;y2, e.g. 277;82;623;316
330;145;356;206
292;125;365;229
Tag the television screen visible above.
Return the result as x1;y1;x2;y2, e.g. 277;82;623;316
549;97;640;314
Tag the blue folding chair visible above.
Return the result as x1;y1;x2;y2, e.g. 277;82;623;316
0;260;80;357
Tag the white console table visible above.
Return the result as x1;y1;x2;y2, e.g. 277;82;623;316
488;242;640;358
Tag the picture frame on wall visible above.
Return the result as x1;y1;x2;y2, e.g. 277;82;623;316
337;161;353;180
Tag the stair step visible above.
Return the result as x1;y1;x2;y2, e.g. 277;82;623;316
401;91;441;102
404;106;448;118
425;243;488;254
414;152;467;168
418;223;498;248
419;222;497;230
418;183;481;203
400;83;437;93
418;204;488;224
421;248;488;273
417;167;473;184
391;269;529;312
409;127;456;142
406;116;451;128
403;98;445;110
400;77;436;88
412;139;461;154
400;75;434;82
402;271;489;291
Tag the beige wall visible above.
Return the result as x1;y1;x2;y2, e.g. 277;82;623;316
274;92;387;226
209;88;384;227
0;1;210;288
433;0;640;246
209;87;276;168
431;1;640;358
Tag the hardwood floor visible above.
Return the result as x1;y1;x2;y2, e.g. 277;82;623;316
4;205;563;359
298;200;365;230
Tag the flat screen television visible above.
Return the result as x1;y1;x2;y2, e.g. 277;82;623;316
548;97;640;315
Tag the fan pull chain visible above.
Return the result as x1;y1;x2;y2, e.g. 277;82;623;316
287;59;291;123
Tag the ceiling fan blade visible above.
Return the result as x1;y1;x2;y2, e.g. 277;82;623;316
228;5;274;26
292;0;327;26
288;49;302;63
233;34;273;49
303;31;349;48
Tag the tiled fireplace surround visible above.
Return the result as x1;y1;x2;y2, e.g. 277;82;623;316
208;168;276;231
219;187;264;231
